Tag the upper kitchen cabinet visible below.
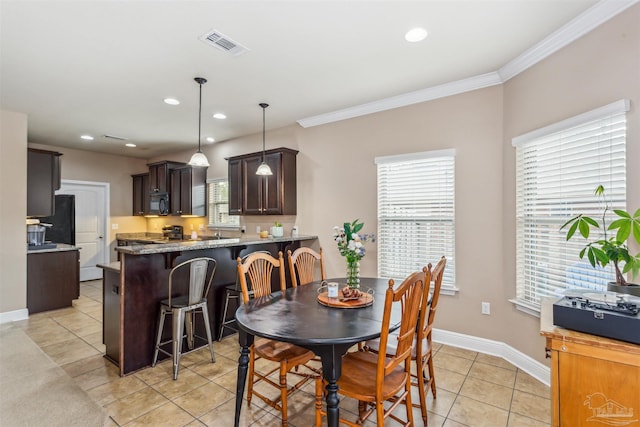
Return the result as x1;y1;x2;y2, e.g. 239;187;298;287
27;148;62;217
148;160;185;193
131;173;150;216
228;147;298;215
170;166;207;216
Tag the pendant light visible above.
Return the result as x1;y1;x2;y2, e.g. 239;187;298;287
255;103;273;176
188;77;210;167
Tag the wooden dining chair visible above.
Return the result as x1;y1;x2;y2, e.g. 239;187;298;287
314;269;425;427
364;256;447;424
237;251;318;427
287;247;326;287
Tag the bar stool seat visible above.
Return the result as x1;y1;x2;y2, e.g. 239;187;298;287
152;257;217;380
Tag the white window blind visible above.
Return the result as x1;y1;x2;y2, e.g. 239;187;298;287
376;150;455;289
208;179;240;228
513;100;628;310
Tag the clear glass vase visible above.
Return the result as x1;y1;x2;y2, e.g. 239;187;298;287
345;258;360;289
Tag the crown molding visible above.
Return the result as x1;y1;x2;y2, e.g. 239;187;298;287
297;0;638;129
297;72;502;128
499;0;639;81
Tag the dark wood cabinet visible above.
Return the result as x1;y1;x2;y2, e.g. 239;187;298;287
131;173;150;216
148;160;184;193
102;266;121;366
228;159;243;215
27;248;79;314
27;148;62;217
170;166;207;216
228;147;297;215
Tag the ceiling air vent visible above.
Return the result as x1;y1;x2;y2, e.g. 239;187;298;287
199;30;249;56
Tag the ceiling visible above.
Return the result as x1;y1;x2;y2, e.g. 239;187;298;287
2;0;628;159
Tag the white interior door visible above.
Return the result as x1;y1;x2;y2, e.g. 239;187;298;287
58;181;109;281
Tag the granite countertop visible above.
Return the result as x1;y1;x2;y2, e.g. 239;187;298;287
97;261;120;273
115;234;318;255
27;243;80;254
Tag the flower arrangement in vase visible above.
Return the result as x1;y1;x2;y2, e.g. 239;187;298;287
333;219;376;289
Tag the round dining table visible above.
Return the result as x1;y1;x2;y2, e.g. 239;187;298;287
233;277;401;427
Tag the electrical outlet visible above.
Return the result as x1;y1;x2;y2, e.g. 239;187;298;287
256;226;261;233
111;223;119;230
241;226;246;233
481;302;491;315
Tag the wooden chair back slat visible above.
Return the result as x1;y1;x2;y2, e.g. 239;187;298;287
237;251;286;303
287;247;326;287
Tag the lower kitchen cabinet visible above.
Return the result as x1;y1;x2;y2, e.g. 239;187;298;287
27;247;79;314
540;301;640;427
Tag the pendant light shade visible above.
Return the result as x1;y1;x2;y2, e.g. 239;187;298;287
188;77;210;167
256;103;273;176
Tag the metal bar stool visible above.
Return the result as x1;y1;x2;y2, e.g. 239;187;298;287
218;250;270;341
152;257;217;380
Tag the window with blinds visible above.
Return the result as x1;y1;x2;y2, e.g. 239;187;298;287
207;179;240;228
513;100;628;312
376;149;456;290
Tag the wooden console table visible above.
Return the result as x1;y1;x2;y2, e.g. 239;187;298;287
540;298;640;427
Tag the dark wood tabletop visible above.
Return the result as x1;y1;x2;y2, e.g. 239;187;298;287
234;277;401;427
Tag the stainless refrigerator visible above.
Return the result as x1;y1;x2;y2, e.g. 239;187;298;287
40;194;75;245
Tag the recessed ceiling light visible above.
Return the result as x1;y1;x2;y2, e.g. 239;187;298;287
405;27;428;42
125;143;136;148
213;113;226;120
206;137;215;143
164;98;180;105
80;135;94;141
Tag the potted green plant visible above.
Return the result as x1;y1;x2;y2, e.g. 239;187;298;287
270;221;284;238
561;185;640;296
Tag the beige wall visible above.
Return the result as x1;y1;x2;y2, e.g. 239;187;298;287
0;110;28;316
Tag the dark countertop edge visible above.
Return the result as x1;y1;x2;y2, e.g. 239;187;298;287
27;243;80;254
98;261;121;273
115;235;318;255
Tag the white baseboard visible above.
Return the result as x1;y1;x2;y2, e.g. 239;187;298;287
433;328;550;387
0;308;29;324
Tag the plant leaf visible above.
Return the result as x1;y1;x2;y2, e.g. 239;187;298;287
560;216;579;230
579;247;586;259
611;220;631;242
613;209;631;219
578;219;590;239
566;221;579;240
592;247;609;265
582;216;599;228
633;221;640;245
587;247;596;267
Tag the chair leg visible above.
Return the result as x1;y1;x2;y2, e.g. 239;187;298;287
315;377;323;427
427;352;437;398
280;362;288;427
152;308;166;367
185;311;194;350
405;375;415;426
172;308;185;380
200;305;216;363
376;401;385;426
218;290;231;341
416;357;428;424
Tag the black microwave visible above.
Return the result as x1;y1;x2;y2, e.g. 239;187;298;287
149;192;169;215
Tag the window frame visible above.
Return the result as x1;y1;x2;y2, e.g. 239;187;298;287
375;149;457;294
511;99;629;316
207;178;240;229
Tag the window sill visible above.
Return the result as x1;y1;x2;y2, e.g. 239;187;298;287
440;285;459;296
509;298;541;318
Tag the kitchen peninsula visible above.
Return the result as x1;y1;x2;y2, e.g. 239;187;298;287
101;234;317;376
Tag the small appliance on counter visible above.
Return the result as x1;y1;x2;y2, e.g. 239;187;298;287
26;219;56;249
162;225;184;240
553;289;640;345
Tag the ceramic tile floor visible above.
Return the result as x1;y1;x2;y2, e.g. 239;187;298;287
12;280;551;426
